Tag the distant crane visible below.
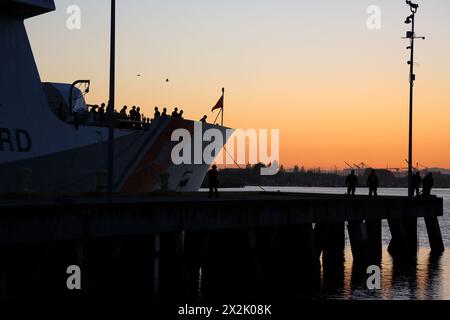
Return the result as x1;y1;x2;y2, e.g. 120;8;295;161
353;162;370;170
361;162;370;169
404;159;422;171
417;162;429;170
344;162;354;169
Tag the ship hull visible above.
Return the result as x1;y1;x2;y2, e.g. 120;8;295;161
0;117;229;193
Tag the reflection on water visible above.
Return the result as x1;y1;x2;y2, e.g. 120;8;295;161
214;187;450;300
322;246;447;300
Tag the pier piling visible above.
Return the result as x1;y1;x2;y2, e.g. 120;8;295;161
347;220;369;265
425;217;445;254
365;220;382;264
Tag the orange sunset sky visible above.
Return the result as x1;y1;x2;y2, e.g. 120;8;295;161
25;0;450;169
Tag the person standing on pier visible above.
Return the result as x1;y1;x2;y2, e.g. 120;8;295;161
208;165;219;199
367;169;379;197
412;172;422;197
422;172;434;197
345;170;358;196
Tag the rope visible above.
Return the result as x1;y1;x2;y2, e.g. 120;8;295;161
213;109;222;125
222;145;267;192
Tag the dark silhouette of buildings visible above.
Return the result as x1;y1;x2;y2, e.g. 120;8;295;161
201;166;450;189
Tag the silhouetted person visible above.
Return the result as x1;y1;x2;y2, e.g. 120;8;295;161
90;105;98;114
345;170;358;196
171;107;179;118
132;107;141;129
119;106;128;128
136;107;142;122
154;107;161;118
114;109;120;122
120;106;128;118
208;165;219;198
145;118;152;130
367;169;379;197
422;172;434;197
130;106;137;121
90;105;98;124
161;107;168;117
178;110;184;119
200;115;207;123
412;172;422;197
106;103;114;125
98;103;106;126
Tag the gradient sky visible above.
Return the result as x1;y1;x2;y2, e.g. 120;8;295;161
25;0;450;169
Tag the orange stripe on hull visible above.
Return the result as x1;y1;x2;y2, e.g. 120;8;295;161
121;119;194;193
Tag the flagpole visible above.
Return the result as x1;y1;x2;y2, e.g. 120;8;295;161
221;87;224;126
107;0;116;202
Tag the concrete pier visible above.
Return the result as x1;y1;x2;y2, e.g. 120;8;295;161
0;192;445;300
0;192;443;244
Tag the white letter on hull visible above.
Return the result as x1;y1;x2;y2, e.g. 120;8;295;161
203;128;224;165
171;129;192;165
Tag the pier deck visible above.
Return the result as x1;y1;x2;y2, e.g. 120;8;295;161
0;192;443;245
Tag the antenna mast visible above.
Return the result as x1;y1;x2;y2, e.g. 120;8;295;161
403;1;425;198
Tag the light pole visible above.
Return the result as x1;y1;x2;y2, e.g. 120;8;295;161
107;0;116;202
404;1;425;198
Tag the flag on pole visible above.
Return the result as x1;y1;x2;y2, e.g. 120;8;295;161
211;95;224;112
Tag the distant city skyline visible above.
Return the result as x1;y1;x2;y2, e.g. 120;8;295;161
26;0;450;168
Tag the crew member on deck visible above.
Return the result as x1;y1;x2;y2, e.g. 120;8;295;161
154;107;161;118
136;107;142;129
130;106;137;121
90;105;98;124
98;103;106;126
161;107;168;117
90;105;98;114
120;106;128;119
171;107;179;117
